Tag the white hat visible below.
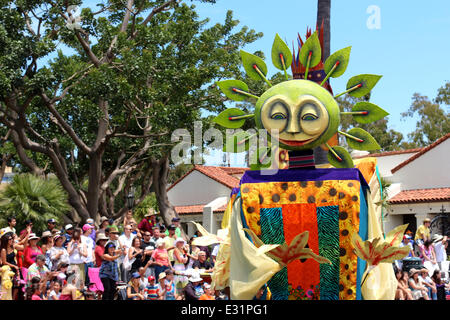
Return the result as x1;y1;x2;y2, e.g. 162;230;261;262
156;238;165;247
28;233;40;241
158;272;166;280
175;237;186;245
65;224;73;230
189;272;203;283
86;218;94;224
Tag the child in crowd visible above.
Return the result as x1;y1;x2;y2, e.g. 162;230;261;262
145;276;159;300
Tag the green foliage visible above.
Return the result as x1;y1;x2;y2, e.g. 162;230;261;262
401;89;450;147
216;80;250;102
223;130;252;153
132;193;159;224
0;174;70;234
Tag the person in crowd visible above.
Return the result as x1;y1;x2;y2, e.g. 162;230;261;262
124;210;137;232
192;251;214;273
1;232;27;300
99;242;121;300
81;223;96;286
415;218;431;245
419;239;438;273
46;219;57;234
94;233;109;267
408;268;429;300
419;268;437;300
165;217;182;238
173;237;188;291
19;220;33;240
59;272;82;300
138;209;158;235
162;269;178;300
164;224;177;265
183;272;203;300
140;230;155;277
431;269;448;300
199;282;215;300
432;234;448;270
395;268;413;300
67;227;87;288
98;217;110;235
145;275;159;300
63;224;74;247
23;233;43;268
151;238;171;281
1;216;17;235
47;279;62;300
27;254;50;284
127;272;145;300
86;218;96;242
186;237;200;270
127;236;145;279
40;231;54;270
119;224;134;282
49;234;69;271
157;272;166;300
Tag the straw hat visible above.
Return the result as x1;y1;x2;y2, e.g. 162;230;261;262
189;272;203;283
145;208;157;217
95;233;109;244
409;268;421;277
158;272;166;281
41;231;52;238
28;233;40;241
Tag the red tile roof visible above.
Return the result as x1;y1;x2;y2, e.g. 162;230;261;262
167;165;248;192
389;188;450;204
174;204;227;215
391;133;450;173
353;148;423;159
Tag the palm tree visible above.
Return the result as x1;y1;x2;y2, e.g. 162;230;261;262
0;173;70;233
314;0;331;164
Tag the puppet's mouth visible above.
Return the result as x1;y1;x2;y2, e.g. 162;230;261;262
278;138;314;146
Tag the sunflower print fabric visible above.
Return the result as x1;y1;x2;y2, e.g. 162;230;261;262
240;179;363;300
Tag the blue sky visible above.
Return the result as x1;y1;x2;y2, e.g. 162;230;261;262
194;0;450;165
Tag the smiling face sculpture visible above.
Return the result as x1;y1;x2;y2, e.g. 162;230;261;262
214;31;387;169
256;80;339;151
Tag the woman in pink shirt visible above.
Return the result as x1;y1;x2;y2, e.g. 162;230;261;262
23;234;43;268
151;239;171;281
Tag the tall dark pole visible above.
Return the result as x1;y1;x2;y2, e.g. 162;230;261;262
314;0;331;164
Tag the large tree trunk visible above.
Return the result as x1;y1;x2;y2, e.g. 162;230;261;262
152;155;188;239
314;0;332;165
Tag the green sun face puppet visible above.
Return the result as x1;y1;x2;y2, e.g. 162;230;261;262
214;31;389;169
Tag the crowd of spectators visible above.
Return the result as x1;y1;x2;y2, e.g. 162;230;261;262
394;218;449;300
0;209;227;300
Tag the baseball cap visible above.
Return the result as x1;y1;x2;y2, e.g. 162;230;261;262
172;217;180;222
82;224;94;232
86;218;94;224
47;218;56;224
148;276;155;281
100;216;108;223
65;224;73;230
168;224;176;230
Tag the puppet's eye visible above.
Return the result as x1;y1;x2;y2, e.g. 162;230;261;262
271;112;287;120
301;113;318;121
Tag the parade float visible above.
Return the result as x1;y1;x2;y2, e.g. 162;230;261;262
192;24;411;300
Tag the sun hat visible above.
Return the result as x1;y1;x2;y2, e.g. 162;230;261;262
432;234;444;243
95;233;109;244
175;237;186;245
107;225;120;234
65;224;74;230
156;238;165;247
100;216;109;223
189;272;203;283
54;233;66;242
41;231;52;238
28;233;40;241
158;272;166;280
423;218;431;223
409;268;421;277
145;208;157;217
82;224;94;232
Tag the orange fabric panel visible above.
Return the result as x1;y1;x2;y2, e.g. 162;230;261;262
281;203;319;293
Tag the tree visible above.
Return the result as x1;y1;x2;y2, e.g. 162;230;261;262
0;173;70;233
401;83;450;147
0;0;262;226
